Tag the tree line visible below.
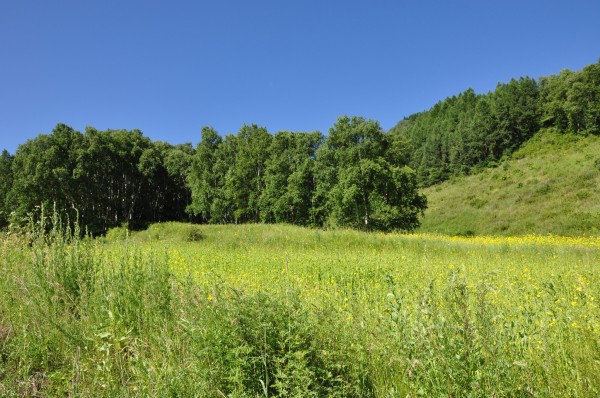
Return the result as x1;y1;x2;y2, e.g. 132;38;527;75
0;125;193;234
187;117;426;231
390;60;600;186
0;117;426;234
1;60;598;233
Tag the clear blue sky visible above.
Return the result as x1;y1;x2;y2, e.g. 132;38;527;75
1;0;599;153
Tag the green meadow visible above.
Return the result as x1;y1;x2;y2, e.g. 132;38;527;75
1;222;599;397
419;130;600;237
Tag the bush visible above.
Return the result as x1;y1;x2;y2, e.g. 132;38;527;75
104;224;129;241
185;289;372;397
186;226;204;242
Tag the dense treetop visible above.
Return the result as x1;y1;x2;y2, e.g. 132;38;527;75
1;60;598;233
185;116;426;231
0;118;426;233
2;125;192;233
390;60;600;186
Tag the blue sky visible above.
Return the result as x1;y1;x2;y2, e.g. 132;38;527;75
1;0;599;153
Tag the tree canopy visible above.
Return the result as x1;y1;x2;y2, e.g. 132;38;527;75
2;60;598;233
1;119;426;233
185;118;426;231
313;116;426;230
4;125;192;234
390;60;600;186
0;149;13;228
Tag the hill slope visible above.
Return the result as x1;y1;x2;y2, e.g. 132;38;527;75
418;129;600;236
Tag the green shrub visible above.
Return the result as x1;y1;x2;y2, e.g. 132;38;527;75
183;289;372;397
104;224;129;241
186;226;204;242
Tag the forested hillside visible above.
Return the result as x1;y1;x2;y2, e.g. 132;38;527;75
390;61;600;186
419;130;600;235
1;60;598;235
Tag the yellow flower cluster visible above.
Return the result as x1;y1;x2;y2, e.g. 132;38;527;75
100;225;600;375
400;233;600;249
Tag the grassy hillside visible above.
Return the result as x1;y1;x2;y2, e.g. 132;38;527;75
419;129;600;236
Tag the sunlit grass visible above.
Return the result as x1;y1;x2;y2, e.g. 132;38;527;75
420;130;600;236
1;222;599;396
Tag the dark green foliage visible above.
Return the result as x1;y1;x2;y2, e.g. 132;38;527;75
7;61;598;234
489;77;540;157
186;126;223;223
259;131;322;225
139;141;194;223
0;117;425;234
186;225;204;241
186;118;426;231
391;61;600;187
8;124;82;227
0;149;13;228
7;125;193;234
187;125;275;224
540;62;600;135
314;116;426;231
227;124;272;223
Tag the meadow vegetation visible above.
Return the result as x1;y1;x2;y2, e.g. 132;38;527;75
1;220;599;396
1;60;599;397
420;129;600;236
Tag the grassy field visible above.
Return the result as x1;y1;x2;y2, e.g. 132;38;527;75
1;222;600;396
419;130;600;236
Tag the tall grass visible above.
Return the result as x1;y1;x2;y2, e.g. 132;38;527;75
1;221;599;396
